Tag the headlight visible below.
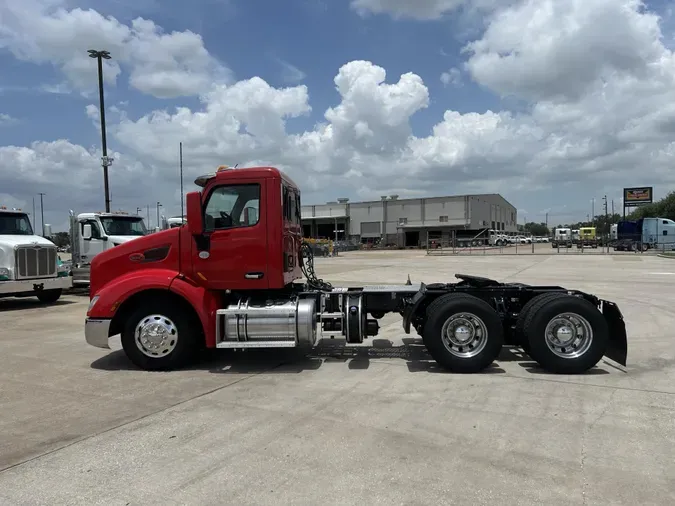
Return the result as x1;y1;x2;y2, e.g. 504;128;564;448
87;295;100;313
0;267;10;281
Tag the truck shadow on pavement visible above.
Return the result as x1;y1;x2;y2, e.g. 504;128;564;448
90;337;610;376
0;299;76;312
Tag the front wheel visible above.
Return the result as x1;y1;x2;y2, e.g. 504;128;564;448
422;294;504;373
121;301;200;371
37;289;62;304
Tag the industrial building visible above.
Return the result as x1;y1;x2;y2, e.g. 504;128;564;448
301;193;518;247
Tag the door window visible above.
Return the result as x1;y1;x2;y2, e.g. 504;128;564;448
81;220;101;239
204;184;260;231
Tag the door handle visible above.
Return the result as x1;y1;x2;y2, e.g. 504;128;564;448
245;272;264;279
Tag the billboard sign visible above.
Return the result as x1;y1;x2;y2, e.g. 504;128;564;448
623;186;653;207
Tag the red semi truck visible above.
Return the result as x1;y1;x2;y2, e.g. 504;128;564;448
84;166;628;374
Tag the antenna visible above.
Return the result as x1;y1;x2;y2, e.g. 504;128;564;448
178;142;184;276
180;142;184;221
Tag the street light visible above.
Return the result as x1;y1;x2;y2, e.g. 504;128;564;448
88;49;113;213
156;202;162;229
38;192;46;236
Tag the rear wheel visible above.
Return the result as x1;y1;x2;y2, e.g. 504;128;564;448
523;295;608;374
121;301;200;371
36;289;62;304
423;294;504;373
514;292;567;353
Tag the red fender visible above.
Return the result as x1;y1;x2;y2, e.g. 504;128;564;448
88;269;177;317
88;269;219;349
169;276;219;348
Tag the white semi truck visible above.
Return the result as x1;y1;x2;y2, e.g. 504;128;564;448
69;210;149;287
0;206;71;302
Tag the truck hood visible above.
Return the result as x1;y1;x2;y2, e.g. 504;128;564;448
107;235;143;245
0;235;56;248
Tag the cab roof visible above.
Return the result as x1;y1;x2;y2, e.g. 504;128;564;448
194;165;299;191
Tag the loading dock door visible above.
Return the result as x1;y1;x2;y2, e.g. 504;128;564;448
405;231;419;247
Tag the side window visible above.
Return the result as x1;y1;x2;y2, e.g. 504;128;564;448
295;192;302;225
663;230;668;236
204;184;260;230
81;220;101;239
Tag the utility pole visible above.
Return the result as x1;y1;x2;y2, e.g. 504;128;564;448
156;201;162;229
611;199;614;218
591;198;595;226
545;212;548;232
38;192;46;236
603;195;609;245
146;205;150;228
88;49;113;213
32;197;36;230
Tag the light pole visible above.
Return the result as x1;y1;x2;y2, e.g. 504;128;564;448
156;201;162;228
38;192;46;236
88;49;113;213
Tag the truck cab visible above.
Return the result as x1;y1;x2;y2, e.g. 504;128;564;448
552;227;572;248
642;218;675;251
70;211;148;286
0;205;71;302
577;227;598;248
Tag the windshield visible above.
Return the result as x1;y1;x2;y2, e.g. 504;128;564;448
0;213;34;235
99;217;147;236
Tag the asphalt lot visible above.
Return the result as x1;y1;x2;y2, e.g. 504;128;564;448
1;251;675;505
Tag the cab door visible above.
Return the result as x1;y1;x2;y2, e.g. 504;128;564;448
192;180;268;290
80;219;105;262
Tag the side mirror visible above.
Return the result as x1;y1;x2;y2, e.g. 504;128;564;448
82;224;92;240
43;224;53;237
243;206;258;226
186;191;204;235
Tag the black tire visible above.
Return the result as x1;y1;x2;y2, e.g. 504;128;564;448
514;292;568;353
422;293;504;373
121;300;200;371
36;289;62;304
523;295;608;374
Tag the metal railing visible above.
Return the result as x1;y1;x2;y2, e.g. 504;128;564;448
425;233;675;256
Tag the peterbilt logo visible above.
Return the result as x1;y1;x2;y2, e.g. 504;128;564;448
129;253;145;263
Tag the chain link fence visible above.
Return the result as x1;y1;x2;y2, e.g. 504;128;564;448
425;233;675;256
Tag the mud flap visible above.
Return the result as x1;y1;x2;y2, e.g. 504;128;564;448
402;283;428;334
601;300;628;367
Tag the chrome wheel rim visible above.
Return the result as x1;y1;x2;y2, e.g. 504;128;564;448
440;312;488;358
134;314;178;358
544;312;593;359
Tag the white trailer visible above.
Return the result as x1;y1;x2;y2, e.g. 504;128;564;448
0;206;71;302
69;210;148;286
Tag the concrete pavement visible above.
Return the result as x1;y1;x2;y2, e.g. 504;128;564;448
1;252;674;505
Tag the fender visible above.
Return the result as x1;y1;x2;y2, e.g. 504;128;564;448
169;276;219;348
88;268;178;317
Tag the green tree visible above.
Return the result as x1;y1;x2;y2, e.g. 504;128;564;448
51;231;70;248
628;191;675;221
523;222;549;236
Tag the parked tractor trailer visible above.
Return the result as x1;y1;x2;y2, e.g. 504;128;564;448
84;166;628;374
0;206;71;302
612;217;675;251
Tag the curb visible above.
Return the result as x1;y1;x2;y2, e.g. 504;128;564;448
657;254;675;259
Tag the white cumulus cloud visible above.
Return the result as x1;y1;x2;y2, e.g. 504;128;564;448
0;0;230;98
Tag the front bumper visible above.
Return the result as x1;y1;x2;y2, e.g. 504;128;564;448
0;275;72;295
85;318;111;349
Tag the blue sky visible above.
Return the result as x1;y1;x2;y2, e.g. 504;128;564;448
0;0;502;147
2;0;675;229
